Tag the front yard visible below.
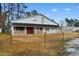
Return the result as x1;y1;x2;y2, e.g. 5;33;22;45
0;32;79;56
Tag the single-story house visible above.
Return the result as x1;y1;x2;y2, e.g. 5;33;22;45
10;14;59;35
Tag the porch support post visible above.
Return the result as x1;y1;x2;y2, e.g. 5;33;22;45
35;27;37;34
11;26;14;35
25;27;27;35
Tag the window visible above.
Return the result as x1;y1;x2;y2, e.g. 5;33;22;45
14;27;25;30
14;27;25;35
37;27;43;30
40;27;43;30
36;27;43;34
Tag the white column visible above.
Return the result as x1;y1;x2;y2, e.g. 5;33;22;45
24;27;26;35
25;27;27;35
35;27;37;34
11;26;14;35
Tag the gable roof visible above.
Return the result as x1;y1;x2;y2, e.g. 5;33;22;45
11;14;58;26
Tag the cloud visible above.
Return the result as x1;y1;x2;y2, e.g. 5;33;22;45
64;8;71;11
51;8;58;12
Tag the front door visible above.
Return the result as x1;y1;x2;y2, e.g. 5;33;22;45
27;27;34;34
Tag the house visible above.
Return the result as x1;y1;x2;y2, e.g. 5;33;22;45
10;14;59;35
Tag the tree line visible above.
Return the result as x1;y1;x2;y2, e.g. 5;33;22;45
65;18;79;27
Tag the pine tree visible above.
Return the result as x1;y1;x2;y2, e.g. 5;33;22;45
0;4;5;28
0;3;2;28
31;9;38;15
26;12;31;16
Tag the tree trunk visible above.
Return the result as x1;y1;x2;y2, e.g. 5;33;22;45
0;3;5;28
17;4;20;19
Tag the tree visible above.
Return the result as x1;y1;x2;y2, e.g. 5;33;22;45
65;18;79;27
31;9;38;15
26;10;38;16
70;19;75;26
65;18;71;26
0;3;2;28
16;4;20;19
0;3;28;33
74;19;79;27
16;3;27;19
0;4;5;28
0;4;39;33
26;12;31;16
0;3;2;14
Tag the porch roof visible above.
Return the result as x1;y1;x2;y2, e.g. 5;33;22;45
12;23;59;27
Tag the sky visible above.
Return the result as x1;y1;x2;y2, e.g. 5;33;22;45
26;3;79;24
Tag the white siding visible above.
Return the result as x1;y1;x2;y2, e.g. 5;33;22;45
47;28;59;34
47;29;58;33
34;27;59;34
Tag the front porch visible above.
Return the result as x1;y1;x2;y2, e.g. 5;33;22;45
11;26;46;35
